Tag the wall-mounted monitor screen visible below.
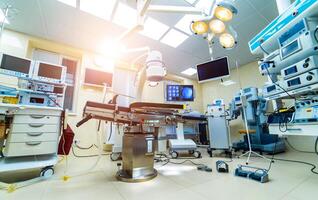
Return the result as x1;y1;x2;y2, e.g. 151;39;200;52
166;85;194;102
84;68;113;87
197;57;230;83
33;61;66;84
0;53;33;78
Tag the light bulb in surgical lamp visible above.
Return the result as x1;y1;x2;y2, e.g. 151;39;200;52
219;33;236;48
209;19;226;34
191;21;209;35
215;6;233;22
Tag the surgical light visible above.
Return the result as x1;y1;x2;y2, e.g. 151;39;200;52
191;21;209;35
219;33;236;48
209;19;226;34
215;6;233;21
215;1;238;22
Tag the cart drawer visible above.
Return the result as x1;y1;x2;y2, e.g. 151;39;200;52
11;124;58;133
3;141;58;157
15;109;62;116
7;132;59;143
13;115;60;124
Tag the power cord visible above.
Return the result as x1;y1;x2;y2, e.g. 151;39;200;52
71;146;110;158
285;138;315;154
266;137;318;175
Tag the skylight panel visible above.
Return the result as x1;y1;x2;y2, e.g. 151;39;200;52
175;14;201;35
160;29;189;48
139;17;169;40
80;0;116;20
113;3;137;29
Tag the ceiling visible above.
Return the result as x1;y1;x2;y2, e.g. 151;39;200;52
0;0;278;79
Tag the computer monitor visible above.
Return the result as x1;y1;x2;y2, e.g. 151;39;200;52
197;57;230;83
84;68;113;87
0;53;34;78
166;85;194;102
33;61;67;84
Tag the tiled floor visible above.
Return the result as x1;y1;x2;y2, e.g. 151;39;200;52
1;149;318;200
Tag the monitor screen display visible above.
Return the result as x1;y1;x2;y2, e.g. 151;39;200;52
196;57;230;83
0;54;31;74
38;62;63;79
84;68;113;87
166;85;194;102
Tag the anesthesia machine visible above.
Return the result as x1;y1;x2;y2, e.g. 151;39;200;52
249;0;318;137
229;87;285;154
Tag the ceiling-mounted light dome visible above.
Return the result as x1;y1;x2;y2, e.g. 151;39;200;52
215;1;238;22
219;33;236;48
209;19;226;34
191;21;209;35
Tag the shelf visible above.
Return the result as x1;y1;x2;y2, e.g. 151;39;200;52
265;83;318;100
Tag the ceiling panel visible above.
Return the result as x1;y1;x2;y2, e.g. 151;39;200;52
2;0;279;80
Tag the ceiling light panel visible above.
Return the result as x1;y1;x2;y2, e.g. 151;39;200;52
139;17;169;40
175;14;201;35
184;0;197;4
57;0;76;7
113;3;137;29
181;68;197;76
195;0;214;15
80;0;116;20
160;29;189;48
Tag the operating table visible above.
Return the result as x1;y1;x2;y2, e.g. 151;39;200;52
76;101;185;182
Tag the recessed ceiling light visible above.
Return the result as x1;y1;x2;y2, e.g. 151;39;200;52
195;0;214;15
181;68;197;76
57;0;76;7
139;17;169;40
113;3;137;29
220;80;236;86
175;14;201;35
0;9;9;24
80;0;116;20
160;29;189;48
184;0;197;4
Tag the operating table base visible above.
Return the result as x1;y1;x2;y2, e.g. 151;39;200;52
116;131;158;183
116;169;158;183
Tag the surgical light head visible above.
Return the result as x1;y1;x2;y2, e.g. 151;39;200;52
215;1;238;22
146;51;166;82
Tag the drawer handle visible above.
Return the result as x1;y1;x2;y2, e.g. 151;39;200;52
26;141;41;146
30;115;46;119
27;132;44;136
28;123;45;128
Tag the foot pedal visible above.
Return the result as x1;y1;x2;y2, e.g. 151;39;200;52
216;160;229;173
234;165;269;183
